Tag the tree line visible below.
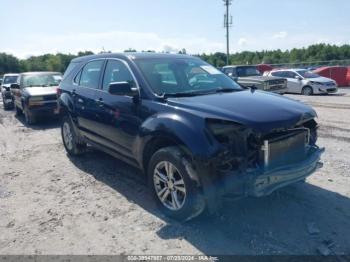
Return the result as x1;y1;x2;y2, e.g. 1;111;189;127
1;44;350;75
199;44;350;67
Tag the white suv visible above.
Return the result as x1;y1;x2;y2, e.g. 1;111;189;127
266;69;338;95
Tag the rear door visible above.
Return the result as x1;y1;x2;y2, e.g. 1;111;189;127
93;59;141;158
73;59;105;139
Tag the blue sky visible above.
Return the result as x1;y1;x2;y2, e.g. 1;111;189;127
1;0;350;58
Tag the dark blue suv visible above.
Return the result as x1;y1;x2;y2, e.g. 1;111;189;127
58;53;324;220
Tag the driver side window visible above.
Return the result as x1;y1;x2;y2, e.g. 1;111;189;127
102;60;136;92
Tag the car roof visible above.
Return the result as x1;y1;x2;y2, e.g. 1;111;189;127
3;73;20;77
222;65;256;68
19;72;62;76
71;52;198;63
273;68;308;72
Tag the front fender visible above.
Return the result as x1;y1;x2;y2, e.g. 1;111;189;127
136;113;217;166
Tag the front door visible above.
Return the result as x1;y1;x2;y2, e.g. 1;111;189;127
93;59;141;158
285;71;303;93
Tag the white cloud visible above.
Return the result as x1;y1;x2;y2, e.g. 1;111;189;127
2;30;225;58
238;38;248;46
272;31;288;39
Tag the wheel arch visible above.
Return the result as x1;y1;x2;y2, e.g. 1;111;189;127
58;93;75;116
136;114;211;185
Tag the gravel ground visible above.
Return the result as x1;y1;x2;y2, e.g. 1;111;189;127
0;89;350;256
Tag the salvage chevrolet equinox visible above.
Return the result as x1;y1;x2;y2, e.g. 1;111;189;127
58;53;324;221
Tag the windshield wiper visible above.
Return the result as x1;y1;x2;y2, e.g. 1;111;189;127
162;91;208;98
215;88;236;93
160;88;237;98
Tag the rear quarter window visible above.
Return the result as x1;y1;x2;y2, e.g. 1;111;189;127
63;62;79;80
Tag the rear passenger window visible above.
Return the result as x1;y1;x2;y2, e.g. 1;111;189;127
80;60;104;89
102;60;136;91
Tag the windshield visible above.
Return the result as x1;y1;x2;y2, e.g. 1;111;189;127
135;58;242;96
22;74;62;88
236;66;261;77
296;70;319;79
3;75;18;84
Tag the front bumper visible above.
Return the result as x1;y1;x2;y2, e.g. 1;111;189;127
28;100;59;115
314;86;338;94
247;146;324;197
1;91;14;104
198;146;324;211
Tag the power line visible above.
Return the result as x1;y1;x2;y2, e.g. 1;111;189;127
223;0;233;65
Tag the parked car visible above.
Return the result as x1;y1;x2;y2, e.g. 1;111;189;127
11;72;62;124
221;65;287;94
267;69;338;95
58;53;324;221
1;73;19;109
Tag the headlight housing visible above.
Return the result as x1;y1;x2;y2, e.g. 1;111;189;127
206;119;247;144
310;81;324;86
207;119;243;136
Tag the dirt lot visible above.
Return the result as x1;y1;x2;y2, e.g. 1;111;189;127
1;89;350;256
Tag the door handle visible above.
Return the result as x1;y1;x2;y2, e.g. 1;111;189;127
95;98;104;107
77;98;84;104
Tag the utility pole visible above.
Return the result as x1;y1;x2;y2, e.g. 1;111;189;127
223;0;232;65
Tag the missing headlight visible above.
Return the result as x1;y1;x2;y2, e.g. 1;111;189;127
206;119;245;144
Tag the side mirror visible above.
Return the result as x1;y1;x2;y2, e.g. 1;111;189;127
295;76;302;81
108;82;138;97
10;83;20;89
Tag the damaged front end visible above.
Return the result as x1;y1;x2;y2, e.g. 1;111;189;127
200;118;324;209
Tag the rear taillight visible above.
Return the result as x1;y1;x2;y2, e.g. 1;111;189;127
56;87;62;98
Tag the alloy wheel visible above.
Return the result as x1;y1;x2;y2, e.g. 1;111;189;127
62;122;73;151
153;161;186;211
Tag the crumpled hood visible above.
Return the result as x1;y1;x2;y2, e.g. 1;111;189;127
307;76;335;83
167;90;316;134
24;86;58;96
1;84;11;90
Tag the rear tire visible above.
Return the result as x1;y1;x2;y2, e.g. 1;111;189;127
61;115;87;156
302;86;313;96
148;146;205;221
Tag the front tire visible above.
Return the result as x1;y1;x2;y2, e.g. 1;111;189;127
302;86;313;96
24;106;36;125
61;115;87;156
148;146;205;221
15;104;23;116
3;100;9;110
